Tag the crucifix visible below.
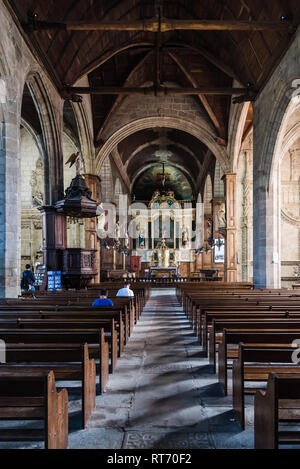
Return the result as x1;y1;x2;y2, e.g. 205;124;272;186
157;162;170;188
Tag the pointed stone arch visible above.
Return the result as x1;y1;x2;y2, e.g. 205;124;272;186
96;117;230;175
25;72;63;204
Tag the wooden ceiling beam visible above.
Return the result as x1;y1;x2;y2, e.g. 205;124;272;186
75;41;154;84
95;51;154;142
25;17;296;33
62;86;253;96
166;51;223;137
164;42;240;82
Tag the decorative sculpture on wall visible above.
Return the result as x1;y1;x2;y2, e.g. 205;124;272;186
218;202;226;228
56;151;98;218
96;204;106;235
138;228;146;248
65;151;84;176
124;231;129;248
182;226;189;247
64;152;92;201
32;191;44;207
31;156;44;207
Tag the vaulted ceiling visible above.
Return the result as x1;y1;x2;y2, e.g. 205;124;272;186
118;127;206;194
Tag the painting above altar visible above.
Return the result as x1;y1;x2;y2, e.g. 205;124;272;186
133;164;194;201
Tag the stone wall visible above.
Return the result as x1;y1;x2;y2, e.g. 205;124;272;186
0;1;96;296
280;137;300;287
253;27;300;288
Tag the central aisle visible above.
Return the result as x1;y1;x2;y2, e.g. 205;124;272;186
69;288;253;449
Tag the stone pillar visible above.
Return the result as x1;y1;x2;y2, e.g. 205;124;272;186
212;197;225;279
240;148;253;282
252;167;280;289
39;206;67;271
84;174;101;283
0;81;22;298
224;173;237;282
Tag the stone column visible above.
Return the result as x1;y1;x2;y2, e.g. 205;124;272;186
252;167;280;289
0;81;22;298
223;173;237;282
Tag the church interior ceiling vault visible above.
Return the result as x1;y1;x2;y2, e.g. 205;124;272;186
6;0;300;153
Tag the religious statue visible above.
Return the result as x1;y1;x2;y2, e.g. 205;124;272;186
151;250;159;266
124;230;129;248
152;190;160;199
206;218;213;238
65;151;84;176
32;191;44;207
31;156;44;207
96;204;106;238
182;226;189;247
138;228;146;248
114;221;121;240
160;238;169;267
218;202;226;228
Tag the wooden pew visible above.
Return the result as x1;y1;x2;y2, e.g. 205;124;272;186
205;312;294;356
194;300;300;338
208;317;300;362
3;300;135;337
25;288;144;321
0;318;118;372
218;329;300;394
255;373;300;449
232;343;300;429
198;306;300;345
0;369;68;449
1;342;95;428
0;329;109;393
0;305;132;345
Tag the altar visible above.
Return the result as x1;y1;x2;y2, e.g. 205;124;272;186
131;190;197;272
150;266;178;278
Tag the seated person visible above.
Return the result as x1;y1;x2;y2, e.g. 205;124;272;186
92;289;114;307
116;281;134;297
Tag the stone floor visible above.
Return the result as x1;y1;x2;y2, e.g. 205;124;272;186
0;288;260;449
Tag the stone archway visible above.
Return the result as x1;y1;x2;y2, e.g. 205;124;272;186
96;117;230;175
25;72;64;204
229;101;251;173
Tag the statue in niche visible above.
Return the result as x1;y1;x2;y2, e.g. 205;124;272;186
182;226;189;247
218;202;226;228
151;250;159;266
138;228;146;248
32;191;44;207
114;221;121;240
206;218;213;238
96;204;106;233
